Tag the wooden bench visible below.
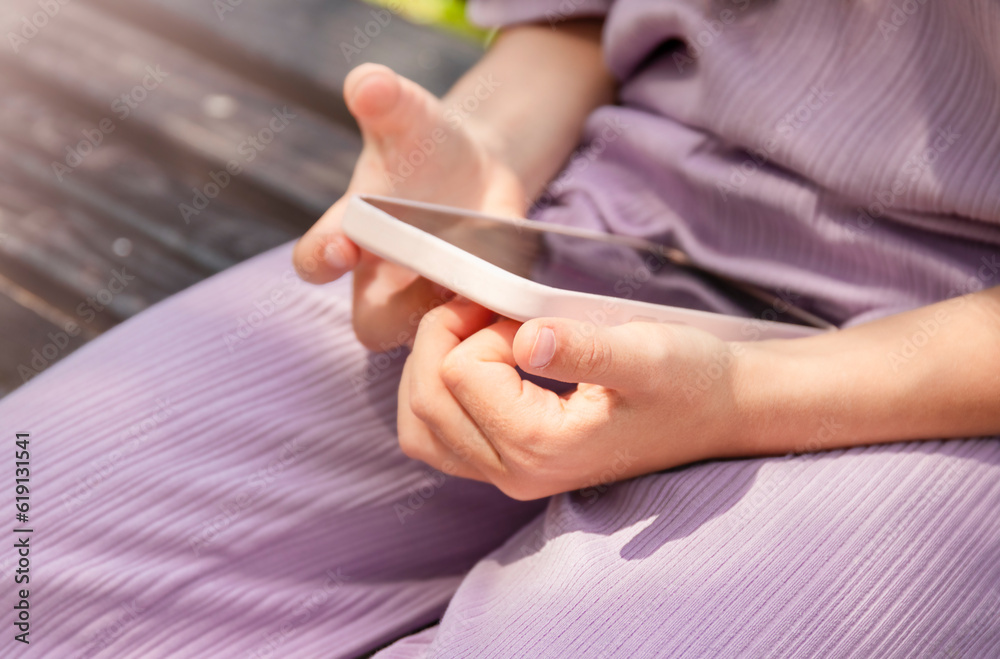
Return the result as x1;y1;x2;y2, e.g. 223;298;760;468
0;0;482;397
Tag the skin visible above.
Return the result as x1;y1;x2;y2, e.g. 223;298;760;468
295;20;1000;501
293;21;612;351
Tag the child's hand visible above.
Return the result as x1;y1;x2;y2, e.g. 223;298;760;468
397;298;745;500
293;63;527;351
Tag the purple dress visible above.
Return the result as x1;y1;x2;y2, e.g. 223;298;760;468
474;0;1000;327
2;1;998;656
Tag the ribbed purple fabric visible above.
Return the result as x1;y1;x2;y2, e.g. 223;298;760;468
378;0;1000;656
380;442;1000;657
3;1;1000;656
471;0;1000;327
2;241;998;657
0;244;543;657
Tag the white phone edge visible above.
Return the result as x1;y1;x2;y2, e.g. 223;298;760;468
342;195;827;342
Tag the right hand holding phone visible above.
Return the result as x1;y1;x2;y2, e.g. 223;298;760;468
293;63;526;352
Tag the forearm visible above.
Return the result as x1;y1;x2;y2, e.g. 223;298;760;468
734;286;1000;454
444;20;616;200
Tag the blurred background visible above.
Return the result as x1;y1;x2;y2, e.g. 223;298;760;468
0;0;485;398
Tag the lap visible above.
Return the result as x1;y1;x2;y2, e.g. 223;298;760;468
9;241;998;658
386;438;1000;658
2;241;541;658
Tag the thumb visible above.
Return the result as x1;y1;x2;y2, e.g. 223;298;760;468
513;319;659;389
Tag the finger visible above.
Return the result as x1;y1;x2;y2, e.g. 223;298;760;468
344;63;439;143
397;359;487;482
293;64;432;285
410;296;498;363
405;299;503;473
512;318;668;390
351;256;457;351
293;197;362;284
440;320;567;443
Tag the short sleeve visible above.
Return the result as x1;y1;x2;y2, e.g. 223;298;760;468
466;0;613;28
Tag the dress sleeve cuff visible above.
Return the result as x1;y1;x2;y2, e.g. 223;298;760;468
466;0;612;29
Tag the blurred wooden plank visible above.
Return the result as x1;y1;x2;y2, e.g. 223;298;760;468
0;0;362;330
0;157;207;330
0;79;308;326
93;0;484;99
0;79;302;271
0;280;87;398
0;0;360;216
0;0;481;399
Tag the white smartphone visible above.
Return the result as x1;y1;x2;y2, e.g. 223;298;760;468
341;195;834;341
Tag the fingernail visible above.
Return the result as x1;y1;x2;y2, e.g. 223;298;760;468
323;238;348;271
349;70;394;116
349;72;378;104
529;327;556;369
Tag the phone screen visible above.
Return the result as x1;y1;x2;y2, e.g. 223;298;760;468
367;197;830;328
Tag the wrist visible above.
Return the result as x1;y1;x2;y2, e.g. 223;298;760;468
727;339;801;458
441;21;615;205
730;335;860;458
457;107;550;205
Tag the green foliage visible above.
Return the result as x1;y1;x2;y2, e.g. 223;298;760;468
365;0;489;41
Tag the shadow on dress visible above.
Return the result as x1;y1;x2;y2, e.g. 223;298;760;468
495;438;1000;565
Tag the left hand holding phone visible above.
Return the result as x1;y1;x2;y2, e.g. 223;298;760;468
292;63;526;352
